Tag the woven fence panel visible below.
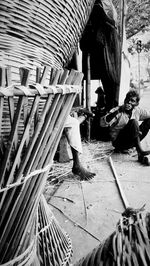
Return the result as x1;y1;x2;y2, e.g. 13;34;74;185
0;0;95;79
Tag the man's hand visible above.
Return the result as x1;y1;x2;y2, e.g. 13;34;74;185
78;108;94;118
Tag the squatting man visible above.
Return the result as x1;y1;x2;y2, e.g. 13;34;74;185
100;90;150;165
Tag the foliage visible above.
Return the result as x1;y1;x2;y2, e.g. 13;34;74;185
112;0;150;54
128;38;150;55
112;0;150;39
126;0;150;39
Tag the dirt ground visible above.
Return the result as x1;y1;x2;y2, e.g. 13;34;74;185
44;83;150;265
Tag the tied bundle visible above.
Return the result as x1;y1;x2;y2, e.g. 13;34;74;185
0;66;82;265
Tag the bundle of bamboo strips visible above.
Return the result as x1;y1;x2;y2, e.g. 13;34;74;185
38;195;72;266
0;65;83;264
75;208;150;266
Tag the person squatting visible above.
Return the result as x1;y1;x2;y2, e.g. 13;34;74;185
100;90;150;165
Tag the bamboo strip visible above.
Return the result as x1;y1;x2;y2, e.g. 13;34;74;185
6;68;18;153
19;69;30;148
0;68;6;148
38;206;49;265
0;84;81;96
58;68;70;84
6;67;15;123
0;67;5;87
108;156;130;209
0;97;4;151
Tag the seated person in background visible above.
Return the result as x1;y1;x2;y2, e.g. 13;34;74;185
100;90;150;165
64;110;95;180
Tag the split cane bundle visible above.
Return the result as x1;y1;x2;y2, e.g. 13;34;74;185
0;66;83;265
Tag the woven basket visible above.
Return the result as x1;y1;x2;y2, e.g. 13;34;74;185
0;0;95;83
75;209;150;266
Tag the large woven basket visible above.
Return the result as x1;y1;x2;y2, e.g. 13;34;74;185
0;0;95;83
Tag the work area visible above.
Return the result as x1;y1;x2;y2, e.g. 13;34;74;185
0;0;150;265
45;83;150;264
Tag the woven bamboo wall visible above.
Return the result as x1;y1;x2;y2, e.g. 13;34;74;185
0;0;96;83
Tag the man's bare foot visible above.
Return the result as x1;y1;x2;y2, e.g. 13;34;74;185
72;165;95;181
138;154;150;166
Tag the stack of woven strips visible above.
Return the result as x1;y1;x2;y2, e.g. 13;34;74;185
75;208;150;266
0;65;83;265
38;195;72;266
0;0;95;83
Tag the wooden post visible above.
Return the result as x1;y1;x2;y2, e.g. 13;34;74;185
138;52;141;94
118;0;128;103
119;0;125;84
86;52;91;141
